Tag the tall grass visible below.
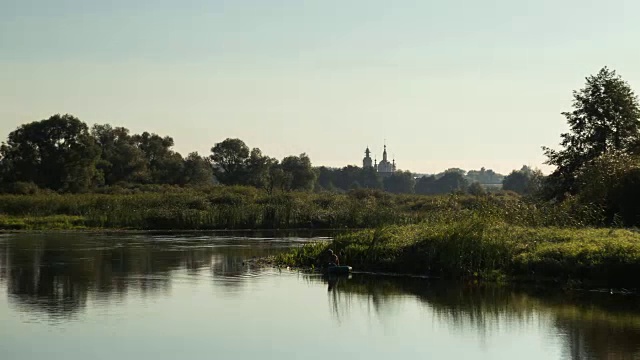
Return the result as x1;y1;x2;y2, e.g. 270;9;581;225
0;187;605;230
276;215;640;288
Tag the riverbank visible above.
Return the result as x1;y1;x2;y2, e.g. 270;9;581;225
274;218;640;289
0;186;600;230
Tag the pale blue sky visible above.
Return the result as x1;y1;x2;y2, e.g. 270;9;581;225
2;0;639;174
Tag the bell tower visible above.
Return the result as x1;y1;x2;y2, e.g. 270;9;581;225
363;146;373;168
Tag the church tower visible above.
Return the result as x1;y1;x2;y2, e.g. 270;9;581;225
377;144;394;176
363;147;373;168
359;142;397;177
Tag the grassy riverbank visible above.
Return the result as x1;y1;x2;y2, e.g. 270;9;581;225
0;186;601;230
276;218;640;288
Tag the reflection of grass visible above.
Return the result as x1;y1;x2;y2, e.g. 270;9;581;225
277;217;640;288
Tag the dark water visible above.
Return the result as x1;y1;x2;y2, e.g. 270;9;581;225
2;233;640;360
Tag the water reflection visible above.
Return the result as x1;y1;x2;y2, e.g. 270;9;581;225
310;274;640;360
2;233;640;359
0;232;320;317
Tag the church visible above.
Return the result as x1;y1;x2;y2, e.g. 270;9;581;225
362;145;396;177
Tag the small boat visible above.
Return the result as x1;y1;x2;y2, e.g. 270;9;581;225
326;265;352;275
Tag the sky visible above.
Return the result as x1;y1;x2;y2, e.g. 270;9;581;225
2;0;640;175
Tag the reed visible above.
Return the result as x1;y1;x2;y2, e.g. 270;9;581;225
276;216;640;288
0;186;605;230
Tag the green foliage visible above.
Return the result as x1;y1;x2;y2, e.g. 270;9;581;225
575;151;640;225
316;165;383;192
414;175;436;194
613;168;640;225
132;131;185;184
278;219;640;287
0;114;101;192
382;170;415;194
181;152;214;185
415;171;468;195
280;153;316;191
245;148;277;190
91;124;149;185
0;186;604;231
210;138;250;185
0;214;86;230
467;182;486;196
466;167;504;184
543;67;640;198
502;165;544;195
0;181;42;195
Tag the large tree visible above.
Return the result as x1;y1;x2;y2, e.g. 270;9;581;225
280;153;316;191
434;171;468;194
383;171;415;194
245;148;278;190
316;166;337;191
181;152;214;185
91;124;149;185
502;166;543;195
132;132;184;184
210;138;250;185
415;175;437;195
0;114;100;192
543;67;640;198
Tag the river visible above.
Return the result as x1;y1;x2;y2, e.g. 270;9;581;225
1;232;640;359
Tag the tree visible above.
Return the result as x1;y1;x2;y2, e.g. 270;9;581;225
613;168;640;225
245;148;277;190
265;163;291;194
181;152;214;185
280;153;316;191
0;114;100;192
316;166;337;191
210;138;250;185
132;132;184;184
434;171;468;194
415;175;437;195
542;67;640;199
334;165;361;190
383;171;415;194
91;124;149;185
502;170;528;194
436;168;466;178
466;167;504;184
361;167;382;189
502;165;545;195
468;182;486;196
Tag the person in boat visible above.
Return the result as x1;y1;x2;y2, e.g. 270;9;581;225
326;249;340;267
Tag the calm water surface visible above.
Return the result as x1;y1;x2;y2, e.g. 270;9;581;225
2;232;640;360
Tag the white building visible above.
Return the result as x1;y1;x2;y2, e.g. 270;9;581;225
362;144;396;177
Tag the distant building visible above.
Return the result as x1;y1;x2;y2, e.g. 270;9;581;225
362;144;397;177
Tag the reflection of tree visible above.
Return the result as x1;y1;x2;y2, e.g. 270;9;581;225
310;274;415;327
4;232;640;359
548;293;640;360
308;274;640;359
208;242;281;292
0;240;7;283
0;233;310;318
6;237;89;317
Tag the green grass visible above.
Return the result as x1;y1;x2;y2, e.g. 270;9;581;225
2;185;636;287
0;214;87;230
276;216;640;288
0;186;605;231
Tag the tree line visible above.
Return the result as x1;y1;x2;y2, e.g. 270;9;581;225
0;114;519;195
0;113;581;197
2;66;640;226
